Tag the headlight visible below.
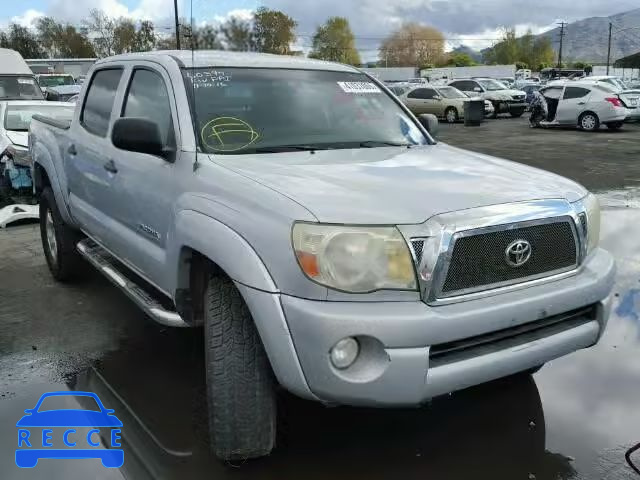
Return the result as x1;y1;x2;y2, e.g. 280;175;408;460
583;193;601;254
292;223;417;292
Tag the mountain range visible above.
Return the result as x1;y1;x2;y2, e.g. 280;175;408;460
538;7;640;63
469;8;640;64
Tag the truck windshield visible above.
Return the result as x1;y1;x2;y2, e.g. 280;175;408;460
0;76;44;100
38;75;75;87
4;104;75;131
478;79;508;91
183;68;429;154
437;86;466;99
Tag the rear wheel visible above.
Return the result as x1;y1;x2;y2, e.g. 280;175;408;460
204;274;277;461
579;112;600;131
445;107;459;123
39;187;83;282
606;121;623;130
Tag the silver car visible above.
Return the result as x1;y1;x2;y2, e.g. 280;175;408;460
539;82;629;131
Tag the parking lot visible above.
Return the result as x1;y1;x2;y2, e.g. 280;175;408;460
1;117;639;479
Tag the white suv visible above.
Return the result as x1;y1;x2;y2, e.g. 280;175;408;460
448;78;528;118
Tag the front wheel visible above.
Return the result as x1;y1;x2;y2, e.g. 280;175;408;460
39;187;83;282
606;121;623;130
204;274;277;461
445;107;459;123
510;109;525;118
579;112;600;131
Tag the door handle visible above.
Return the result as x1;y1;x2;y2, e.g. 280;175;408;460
67;144;77;155
103;159;118;174
578;102;586;105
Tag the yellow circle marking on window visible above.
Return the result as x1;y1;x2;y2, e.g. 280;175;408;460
201;117;260;152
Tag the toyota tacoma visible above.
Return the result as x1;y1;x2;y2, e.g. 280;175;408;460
29;51;615;461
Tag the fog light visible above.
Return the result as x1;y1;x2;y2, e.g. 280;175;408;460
330;337;359;369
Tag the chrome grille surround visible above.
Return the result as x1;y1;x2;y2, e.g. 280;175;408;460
398;198;590;306
439;217;578;297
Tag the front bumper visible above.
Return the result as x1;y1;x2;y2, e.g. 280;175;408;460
245;247;615;406
492;101;528;113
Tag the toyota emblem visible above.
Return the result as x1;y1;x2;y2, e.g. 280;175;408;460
505;239;532;267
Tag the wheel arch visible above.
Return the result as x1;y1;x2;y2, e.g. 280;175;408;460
173;241;316;401
578;110;600;128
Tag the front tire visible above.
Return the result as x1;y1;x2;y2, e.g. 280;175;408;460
204;274;277;461
510;108;525;118
606;121;623;130
445;107;458;123
39;187;83;282
579;112;600;131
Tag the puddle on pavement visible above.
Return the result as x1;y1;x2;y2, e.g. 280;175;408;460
1;188;639;479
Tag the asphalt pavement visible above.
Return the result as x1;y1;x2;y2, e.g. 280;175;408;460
1;117;639;479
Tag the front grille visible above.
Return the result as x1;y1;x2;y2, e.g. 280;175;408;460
512;95;525;101
429;304;597;367
411;240;425;263
440;219;577;296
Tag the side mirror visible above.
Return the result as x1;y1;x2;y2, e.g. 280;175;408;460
433;95;442;101
474;87;482;92
112;118;167;158
418;114;439;138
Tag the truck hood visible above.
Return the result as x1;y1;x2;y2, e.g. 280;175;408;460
211;143;587;224
5;131;28;148
484;89;526;100
47;85;81;95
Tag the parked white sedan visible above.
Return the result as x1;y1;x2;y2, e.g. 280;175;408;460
539;82;629;131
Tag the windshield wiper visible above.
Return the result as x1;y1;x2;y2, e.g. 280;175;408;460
358;140;413;148
242;144;331;154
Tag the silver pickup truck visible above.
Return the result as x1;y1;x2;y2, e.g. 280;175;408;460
30;51;615;461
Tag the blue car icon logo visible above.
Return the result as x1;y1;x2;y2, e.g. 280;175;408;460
15;391;123;468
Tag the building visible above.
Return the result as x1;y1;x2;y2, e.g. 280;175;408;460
25;58;97;79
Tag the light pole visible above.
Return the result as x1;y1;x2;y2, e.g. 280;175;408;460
174;0;181;50
606;23;612;75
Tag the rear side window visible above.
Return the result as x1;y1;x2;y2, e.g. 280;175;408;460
122;69;174;147
563;87;591;100
81;69;123;137
451;80;477;91
408;88;436;99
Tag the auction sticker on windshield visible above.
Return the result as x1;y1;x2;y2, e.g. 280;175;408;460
337;82;381;94
15;391;123;468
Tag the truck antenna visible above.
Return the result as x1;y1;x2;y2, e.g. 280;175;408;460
190;0;200;172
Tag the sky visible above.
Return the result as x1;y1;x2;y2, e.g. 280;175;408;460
2;0;639;56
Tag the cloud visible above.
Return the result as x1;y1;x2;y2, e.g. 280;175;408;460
212;8;254;25
10;9;45;28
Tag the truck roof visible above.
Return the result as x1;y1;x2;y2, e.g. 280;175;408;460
0;48;33;75
97;50;359;73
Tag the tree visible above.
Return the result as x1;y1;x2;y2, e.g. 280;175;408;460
309;17;360;66
4;24;43;58
220;17;253;51
85;9;118;57
484;28;555;71
135;21;156;52
444;52;475;67
36;17;95;58
379;23;445;68
252;7;297;54
192;25;224;50
530;37;555;71
113;19;138;54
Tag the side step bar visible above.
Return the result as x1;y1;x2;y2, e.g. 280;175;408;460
77;239;188;327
